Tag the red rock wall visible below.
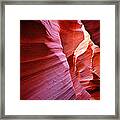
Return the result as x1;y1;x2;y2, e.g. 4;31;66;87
81;20;100;47
20;20;100;100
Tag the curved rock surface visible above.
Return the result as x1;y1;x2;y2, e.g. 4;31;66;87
20;20;100;100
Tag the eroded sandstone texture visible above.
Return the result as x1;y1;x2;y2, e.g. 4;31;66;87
20;20;100;100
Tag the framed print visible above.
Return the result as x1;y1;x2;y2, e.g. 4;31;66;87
0;0;119;119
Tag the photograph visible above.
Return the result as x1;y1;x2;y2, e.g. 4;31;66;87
2;1;118;117
20;20;100;100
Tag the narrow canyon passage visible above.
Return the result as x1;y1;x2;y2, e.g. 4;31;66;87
20;20;100;100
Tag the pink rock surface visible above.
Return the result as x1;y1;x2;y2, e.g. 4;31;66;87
20;20;100;100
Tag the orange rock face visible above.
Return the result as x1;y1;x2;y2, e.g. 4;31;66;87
20;20;100;100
